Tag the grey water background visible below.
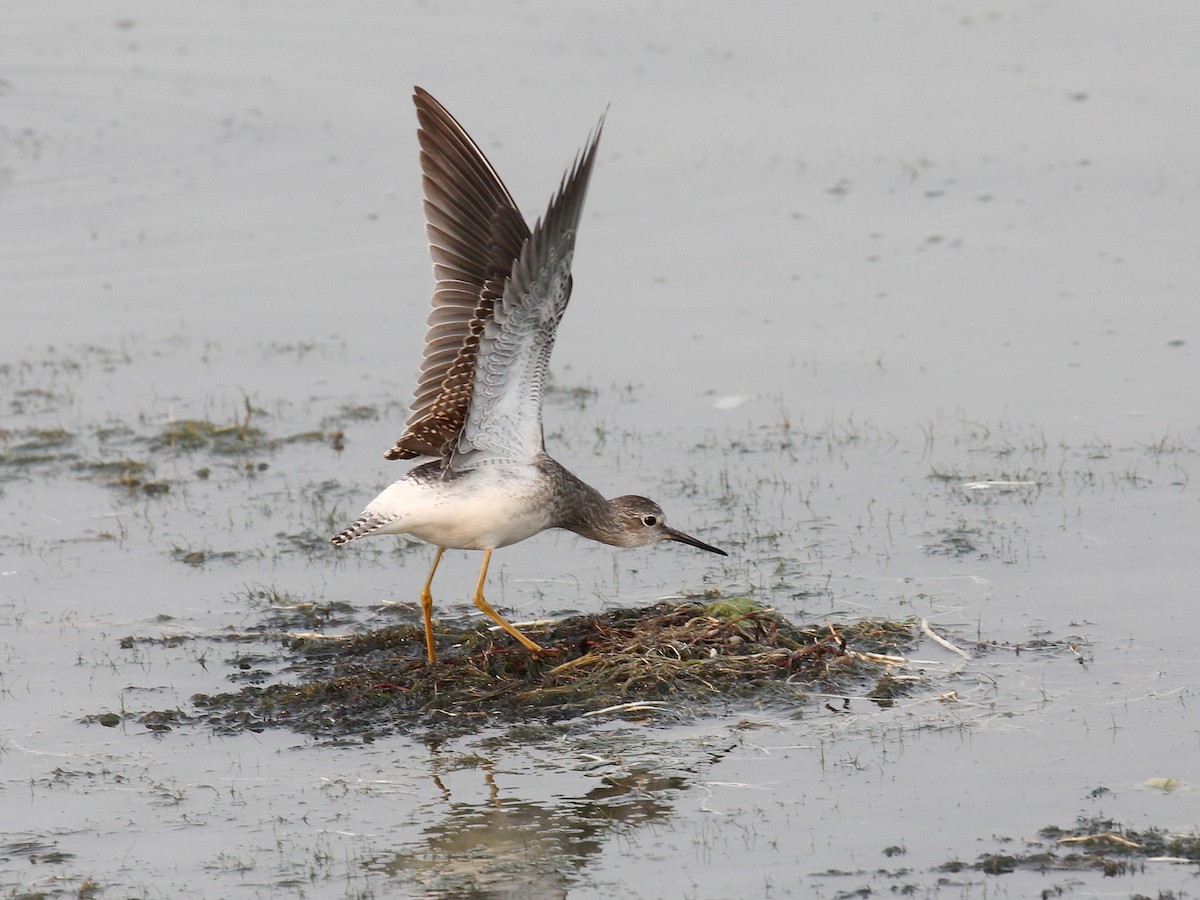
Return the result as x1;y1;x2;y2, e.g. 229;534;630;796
2;3;1199;897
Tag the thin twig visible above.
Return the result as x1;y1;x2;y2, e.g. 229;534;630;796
582;700;672;718
1057;832;1142;849
920;618;970;659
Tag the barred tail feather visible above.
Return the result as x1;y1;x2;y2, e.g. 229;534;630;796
330;515;385;546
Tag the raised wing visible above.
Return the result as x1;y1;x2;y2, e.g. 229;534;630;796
450;121;603;471
384;87;531;461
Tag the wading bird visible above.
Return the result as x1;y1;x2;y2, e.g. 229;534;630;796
331;87;726;663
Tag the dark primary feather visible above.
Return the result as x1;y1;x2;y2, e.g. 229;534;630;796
386;88;603;467
385;86;531;461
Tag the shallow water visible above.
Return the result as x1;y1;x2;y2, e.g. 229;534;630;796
4;2;1200;897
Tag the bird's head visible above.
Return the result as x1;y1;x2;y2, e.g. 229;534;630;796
606;495;727;555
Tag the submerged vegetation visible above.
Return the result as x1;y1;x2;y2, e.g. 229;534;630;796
941;816;1200;876
0;360;341;505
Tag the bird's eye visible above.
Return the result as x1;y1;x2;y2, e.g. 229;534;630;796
642;515;658;527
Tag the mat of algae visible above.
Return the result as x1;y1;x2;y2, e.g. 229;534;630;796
129;599;922;740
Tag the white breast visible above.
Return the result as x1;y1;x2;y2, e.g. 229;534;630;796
361;466;556;550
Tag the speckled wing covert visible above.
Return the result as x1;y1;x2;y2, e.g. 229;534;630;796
384;87;532;461
450;118;603;471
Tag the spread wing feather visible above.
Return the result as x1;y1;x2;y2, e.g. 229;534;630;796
384;87;531;460
451;125;603;470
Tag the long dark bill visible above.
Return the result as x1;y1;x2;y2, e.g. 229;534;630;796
665;527;728;557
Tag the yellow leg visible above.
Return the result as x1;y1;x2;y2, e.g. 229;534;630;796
419;548;444;664
471;549;544;654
